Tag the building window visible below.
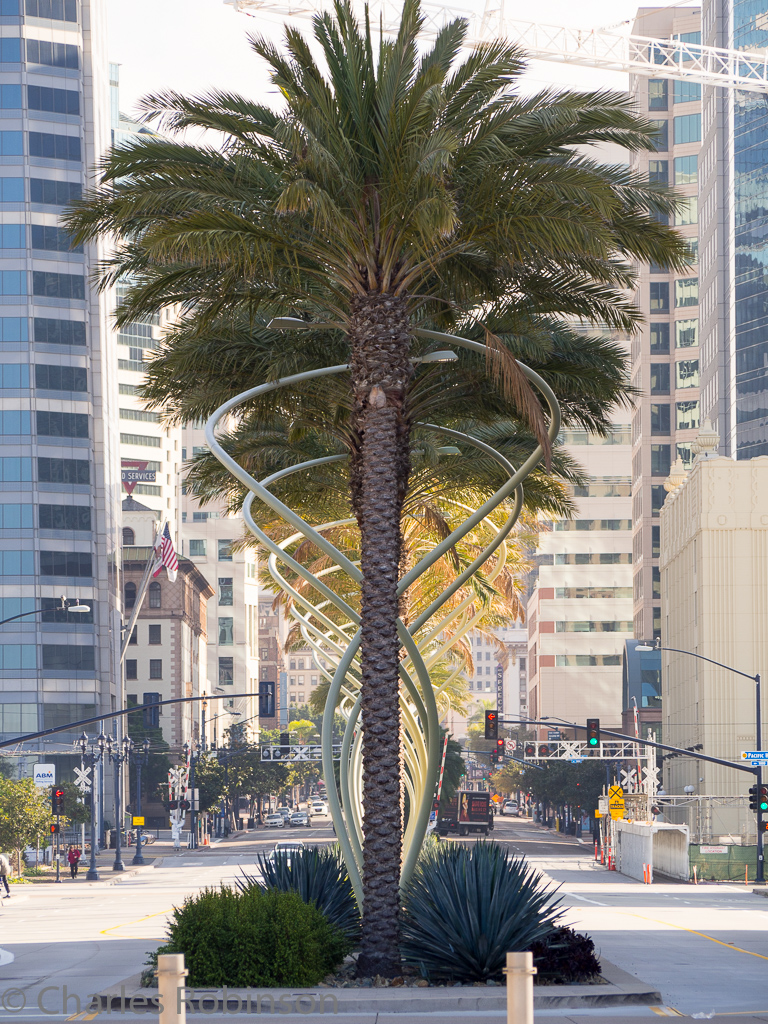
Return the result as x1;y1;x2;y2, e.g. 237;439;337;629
677;442;693;467
218;657;233;686
142;691;161;729
311;675;318;685
650;403;670;435
218;578;233;606
651;444;671;476
648;119;668;151
33;316;86;346
674;113;701;144
651;484;666;515
148;581;161;608
218;539;233;561
674;197;698;226
647;159;668;183
676;319;698;348
38;457;89;484
35;364;87;392
124;582;136;609
218;617;234;645
125;659;137;680
122;527;134;546
260;648;268;660
650;282;669;312
648;79;668;110
128;627;137;646
298;693;305;703
148;624;161;645
298;659;305;670
652;525;661;557
675;278;698;307
38;504;90;531
42;644;94;671
652;566;661;598
676;400;700;430
650;363;670;395
289;660;296;670
676;359;699;388
189;539;206;557
149;659;162;680
674;154;698;184
674;81;701;104
298;674;304;685
649;323;670;354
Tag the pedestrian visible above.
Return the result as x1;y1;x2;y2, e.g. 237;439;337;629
0;851;10;898
67;844;81;879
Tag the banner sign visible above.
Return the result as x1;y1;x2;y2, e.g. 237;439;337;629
121;459;156;495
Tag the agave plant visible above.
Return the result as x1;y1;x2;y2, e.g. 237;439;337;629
238;845;361;943
400;841;562;981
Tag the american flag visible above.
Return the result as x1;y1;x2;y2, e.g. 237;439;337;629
153;522;178;583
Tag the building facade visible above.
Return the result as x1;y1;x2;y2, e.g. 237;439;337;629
0;0;123;764
700;0;768;460
526;416;633;734
660;430;768;831
629;6;703;642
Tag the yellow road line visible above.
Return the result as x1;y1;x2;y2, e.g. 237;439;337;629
66;1013;86;1021
619;911;768;961
99;907;173;935
650;1007;684;1017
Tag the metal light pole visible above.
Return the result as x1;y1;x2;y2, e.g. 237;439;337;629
636;641;764;885
78;731;106;881
184;742;198;850
106;735;132;871
132;737;151;865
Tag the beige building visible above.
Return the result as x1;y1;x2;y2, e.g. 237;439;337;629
629;6;703;643
660;427;768;815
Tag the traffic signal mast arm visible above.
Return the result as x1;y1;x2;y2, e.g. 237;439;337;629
500;716;760;775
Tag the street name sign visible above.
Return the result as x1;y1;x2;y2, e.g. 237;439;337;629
741;751;768;760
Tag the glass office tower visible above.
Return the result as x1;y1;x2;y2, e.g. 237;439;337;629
700;0;768;457
0;0;121;772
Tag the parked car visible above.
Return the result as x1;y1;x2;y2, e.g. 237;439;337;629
264;812;285;828
289;810;310;827
502;800;519;816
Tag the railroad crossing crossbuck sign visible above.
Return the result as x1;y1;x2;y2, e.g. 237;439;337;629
261;744;342;762
74;764;91;794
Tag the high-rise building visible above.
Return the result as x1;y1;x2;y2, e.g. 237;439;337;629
526;409;633;733
700;0;768;459
629;6;702;642
0;0;122;767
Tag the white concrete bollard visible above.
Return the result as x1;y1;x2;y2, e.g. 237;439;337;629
504;951;536;1024
157;953;188;1024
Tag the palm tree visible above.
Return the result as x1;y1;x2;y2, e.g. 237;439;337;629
67;0;690;974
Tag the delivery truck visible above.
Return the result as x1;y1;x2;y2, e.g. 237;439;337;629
437;789;493;837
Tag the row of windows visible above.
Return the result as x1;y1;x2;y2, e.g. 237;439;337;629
0;39;79;68
555;654;622;667
25;0;78;21
0;456;89;483
650;400;700;433
0;178;82;207
0;502;89;529
0;271;85;298
0;85;80;117
188;539;234;560
553;587;633;599
0;643;94;670
125;659;163;680
650;280;698;312
649;360;699;393
553;552;632;565
120;407;160;423
0;317;85;345
555;621;633;632
648;114;701;150
650;321;698;353
120;432;161;448
0;131;80;162
648;78;701;110
571;479;631;498
124;580;161;609
559;426;630;445
0;224;77;253
648;156;697;186
552;519;632;532
0;362;86;390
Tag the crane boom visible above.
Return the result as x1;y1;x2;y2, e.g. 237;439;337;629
225;0;768;93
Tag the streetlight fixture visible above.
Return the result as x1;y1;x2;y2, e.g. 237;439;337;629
78;731;106;881
131;737;151;865
0;595;90;628
635;638;764;884
105;734;132;871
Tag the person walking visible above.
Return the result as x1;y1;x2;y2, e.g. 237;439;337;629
0;851;10;898
67;845;81;879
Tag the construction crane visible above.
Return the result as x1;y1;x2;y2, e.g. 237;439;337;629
225;0;768;93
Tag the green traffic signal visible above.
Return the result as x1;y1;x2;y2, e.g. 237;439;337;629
588;737;598;747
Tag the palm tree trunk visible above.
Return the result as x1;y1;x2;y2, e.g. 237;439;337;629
348;291;412;978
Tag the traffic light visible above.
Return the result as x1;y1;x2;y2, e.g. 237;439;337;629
51;788;65;815
586;718;600;749
539;744;551;757
750;785;759;811
524;743;536;759
49;824;59;835
484;710;498;741
496;738;504;763
760;787;768;813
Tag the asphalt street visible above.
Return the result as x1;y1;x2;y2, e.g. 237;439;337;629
0;814;767;1022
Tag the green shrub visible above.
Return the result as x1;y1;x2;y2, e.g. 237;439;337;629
530;926;601;984
400;841;562;982
157;886;349;987
238;844;360;942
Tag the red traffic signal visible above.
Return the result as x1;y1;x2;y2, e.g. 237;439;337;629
49;824;59;835
51;788;65;815
539;744;551;757
484;710;498;740
524;743;535;758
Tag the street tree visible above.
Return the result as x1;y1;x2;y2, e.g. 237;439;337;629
0;777;52;874
66;0;689;974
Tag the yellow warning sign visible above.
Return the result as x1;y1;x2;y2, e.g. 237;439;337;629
608;785;625;821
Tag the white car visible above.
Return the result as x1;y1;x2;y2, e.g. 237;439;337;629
272;841;305;866
502;800;519;816
264;812;285;828
311;801;328;815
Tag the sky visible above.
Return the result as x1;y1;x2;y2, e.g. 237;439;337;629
106;0;700;118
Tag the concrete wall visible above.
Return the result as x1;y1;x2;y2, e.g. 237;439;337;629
615;820;690;881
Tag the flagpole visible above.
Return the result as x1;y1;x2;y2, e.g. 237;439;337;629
120;519;162;663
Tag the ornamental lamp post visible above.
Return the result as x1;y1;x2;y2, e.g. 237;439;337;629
106;734;132;871
77;731;106;881
131;737;151;865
